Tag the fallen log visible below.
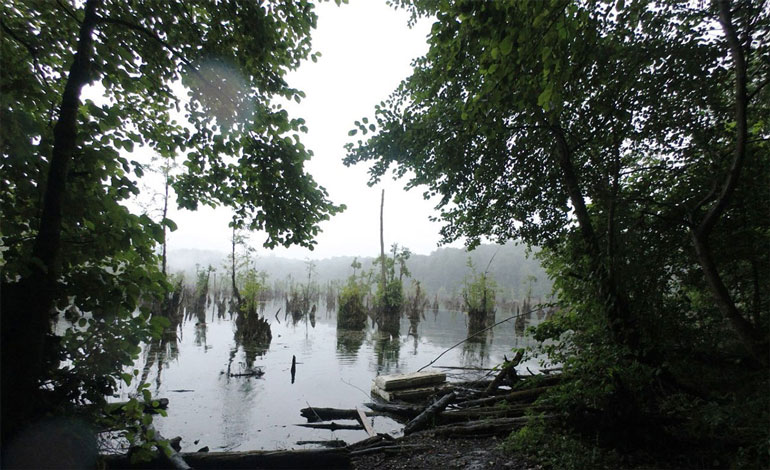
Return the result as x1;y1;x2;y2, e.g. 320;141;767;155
522;374;562;387
435;366;495;371
349;444;430;457
296;440;347;448
454;386;551;408
104;448;351;469
156;432;191;470
363;402;423;419
439;405;536;423
403;392;455;435
300;407;378;422
346;434;393;451
429;416;553;437
485;351;523;395
182;448;349;469
296;422;363;431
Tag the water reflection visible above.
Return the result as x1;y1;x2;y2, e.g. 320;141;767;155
373;327;401;373
124;299;547;452
337;329;366;359
232;302;272;370
463;312;494;367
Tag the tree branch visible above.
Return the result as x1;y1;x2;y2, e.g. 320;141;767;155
96;15;240;110
0;20;53;90
696;0;749;238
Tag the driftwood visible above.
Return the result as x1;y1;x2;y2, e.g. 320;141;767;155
105;448;350;469
485;351;523;395
349;444;431;457
296;440;347;448
363;401;423;419
439;404;536;423
181;448;349;469
403;392;455;435
296;422;363;431
346;434;395;451
522;374;562;387
435;366;495;371
145;424;191;470
455;386;551;408
300;407;378;422
429;416;546;437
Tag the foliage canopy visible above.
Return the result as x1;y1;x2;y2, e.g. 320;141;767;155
0;0;343;455
346;0;769;465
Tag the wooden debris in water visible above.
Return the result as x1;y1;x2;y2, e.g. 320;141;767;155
296;422;364;431
373;370;446;391
403;392;455;435
299;406;378;422
370;383;451;402
296;440;347;448
355;407;376;437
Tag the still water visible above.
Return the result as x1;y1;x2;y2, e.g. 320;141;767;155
118;298;546;452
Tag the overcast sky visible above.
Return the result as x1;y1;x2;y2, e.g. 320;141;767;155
165;0;463;260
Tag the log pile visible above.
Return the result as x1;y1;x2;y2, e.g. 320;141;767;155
364;370;561;438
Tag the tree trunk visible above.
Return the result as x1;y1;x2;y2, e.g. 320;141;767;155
551;126;639;354
231;225;241;304
1;0;101;446
379;188;387;299
683;0;767;364
161;173;169;277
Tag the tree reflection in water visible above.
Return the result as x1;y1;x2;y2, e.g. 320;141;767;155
462;312;494;368
374;314;401;373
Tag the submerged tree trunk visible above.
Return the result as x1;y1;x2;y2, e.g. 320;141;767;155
1;0;101;446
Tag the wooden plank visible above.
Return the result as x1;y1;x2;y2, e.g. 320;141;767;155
371;383;451;402
355;407;376;437
373;370;446;391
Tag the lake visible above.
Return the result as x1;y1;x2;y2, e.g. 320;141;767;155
117;296;547;453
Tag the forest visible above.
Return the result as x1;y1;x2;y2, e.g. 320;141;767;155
1;0;768;469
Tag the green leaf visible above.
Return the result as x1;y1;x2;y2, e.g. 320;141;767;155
499;35;514;56
537;86;553;110
348;129;357;136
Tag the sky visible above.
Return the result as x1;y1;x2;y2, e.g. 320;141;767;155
164;0;463;260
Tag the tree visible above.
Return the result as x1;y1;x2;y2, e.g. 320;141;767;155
345;0;768;464
1;0;343;451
